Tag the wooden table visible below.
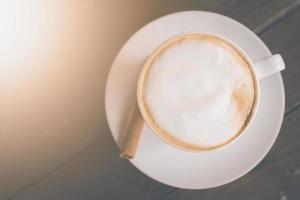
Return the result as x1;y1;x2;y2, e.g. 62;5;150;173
1;1;300;199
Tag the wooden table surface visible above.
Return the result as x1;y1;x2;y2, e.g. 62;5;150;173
1;1;300;199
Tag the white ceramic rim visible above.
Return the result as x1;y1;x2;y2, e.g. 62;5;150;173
105;11;285;189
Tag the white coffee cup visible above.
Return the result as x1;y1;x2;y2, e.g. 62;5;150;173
137;32;285;151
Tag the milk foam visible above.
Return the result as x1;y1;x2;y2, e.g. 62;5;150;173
143;36;255;147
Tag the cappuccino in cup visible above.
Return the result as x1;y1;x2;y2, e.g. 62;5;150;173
137;33;258;151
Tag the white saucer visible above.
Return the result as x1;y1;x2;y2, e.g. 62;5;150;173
105;11;285;189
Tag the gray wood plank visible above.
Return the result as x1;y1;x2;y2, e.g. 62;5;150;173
142;0;297;32
259;4;300;109
7;137;173;200
160;189;183;200
1;0;299;200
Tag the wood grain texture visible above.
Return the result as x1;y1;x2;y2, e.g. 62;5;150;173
260;4;300;109
7;137;173;200
1;0;299;200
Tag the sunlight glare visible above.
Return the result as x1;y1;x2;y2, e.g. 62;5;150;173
0;0;46;69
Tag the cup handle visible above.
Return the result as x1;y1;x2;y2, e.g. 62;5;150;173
253;54;285;79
